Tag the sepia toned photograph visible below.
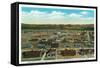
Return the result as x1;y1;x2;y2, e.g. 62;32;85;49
17;3;97;64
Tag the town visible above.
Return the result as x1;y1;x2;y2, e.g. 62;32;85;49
21;24;94;61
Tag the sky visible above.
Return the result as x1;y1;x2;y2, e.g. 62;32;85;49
21;6;95;24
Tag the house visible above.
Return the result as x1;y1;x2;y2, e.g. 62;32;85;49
60;49;76;56
22;51;42;58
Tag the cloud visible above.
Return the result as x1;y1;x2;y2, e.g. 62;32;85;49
50;11;65;16
80;11;88;15
69;13;82;18
28;10;48;18
30;10;47;17
22;10;66;20
48;11;66;19
21;10;94;24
